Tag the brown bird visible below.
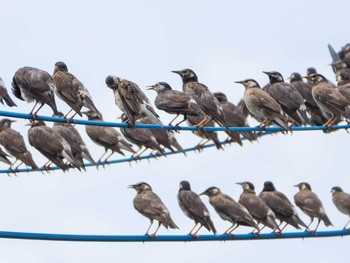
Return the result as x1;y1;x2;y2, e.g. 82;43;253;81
237;181;280;232
0;77;17;107
53;61;102;119
129;182;178;236
0;119;38;170
331;186;350;229
11;66;59;116
294;182;333;232
235;79;289;131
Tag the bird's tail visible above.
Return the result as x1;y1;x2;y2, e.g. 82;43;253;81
4;94;17;107
240;131;258;142
23;152;39;170
322;214;333;227
169;135;187;156
225;131;243;146
205;216;217;234
167;218;179;229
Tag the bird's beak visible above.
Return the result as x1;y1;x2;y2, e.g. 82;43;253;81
262;71;270;75
81;111;89;115
24;122;31;126
293;184;299;187
199;191;206;196
146;85;155;90
236;182;243;186
128;184;135;189
301;75;309;79
10;120;17;123
171;70;181;75
234;80;244;84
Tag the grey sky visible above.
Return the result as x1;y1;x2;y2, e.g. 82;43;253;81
0;0;349;262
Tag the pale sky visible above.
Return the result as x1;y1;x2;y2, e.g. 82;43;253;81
0;0;349;262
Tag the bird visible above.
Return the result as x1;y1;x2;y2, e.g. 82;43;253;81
235;79;289;131
336;71;350;101
331;186;350;229
339;43;350;66
52;112;96;167
200;186;259;235
259;181;308;231
178;181;217;236
0;118;38;170
82;110;135;163
237;181;280;232
213;92;257;143
304;73;350;126
147;82;205;126
294;182;333;232
263;71;310;126
11;66;59;116
0;77;17;107
53;61;102;119
129;182;178;236
105;75;160;127
27;120;83;171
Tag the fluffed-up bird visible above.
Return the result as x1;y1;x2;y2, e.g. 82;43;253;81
331;186;350;229
0;119;38;170
178;181;217;236
237;181;280;232
0;77;17;107
294;182;333;232
11;66;59;116
200;186;259;235
259;181;308;231
106;75;160;127
129;182;178;236
53;61;102;119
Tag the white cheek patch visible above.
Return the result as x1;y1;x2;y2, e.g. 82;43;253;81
204;211;210;217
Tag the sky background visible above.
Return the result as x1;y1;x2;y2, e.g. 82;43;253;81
0;0;349;262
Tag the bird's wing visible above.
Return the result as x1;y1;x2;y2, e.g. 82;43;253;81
259;192;294;217
134;191;170;220
268;83;302;110
118;81;143;115
53;72;81;105
295;191;323;215
0;129;28;154
253;89;282;114
178;191;209;217
156;91;191;111
239;194;268;220
28;127;64;155
86;126;120;146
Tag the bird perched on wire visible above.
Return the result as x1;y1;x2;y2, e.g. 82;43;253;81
27;120;83;171
331;186;350;229
200;186;259;235
214;92;257;143
105;75;160;127
263;71;310;126
237;181;280;233
53;61;102;119
0;77;17;107
129;182;178;236
0;119;38;170
147;82;205;126
11;66;59;116
259;181;308;231
82;110;135;163
294;182;332;232
235;79;289;131
177;181;217;236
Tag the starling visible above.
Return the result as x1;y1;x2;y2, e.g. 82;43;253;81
214;92;257;142
0;77;17;107
82;111;135;162
336;71;350;101
237;182;280;232
178;181;217;236
0;119;38;170
27;120;83;171
331;186;350;229
263;71;310;126
129;182;178;236
235;79;289;131
53;61;102;119
294;182;333;232
147;82;205;126
259;181;308;231
106;75;160;127
11;66;59;116
200;186;259;235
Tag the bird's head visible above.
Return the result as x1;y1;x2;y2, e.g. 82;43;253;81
336;72;350;84
235;79;261;89
302;73;327;85
105;75;122;90
82;110;102;121
199;186;220;197
213;92;227;103
172;69;198;83
0;119;16;130
236;181;255;192
147;82;172;94
179;180;191;191
331;186;343;194
306;67;317;76
294;182;312;191
263;181;276;192
263;71;284;84
54;61;68;74
289;72;302;82
128;182;152;193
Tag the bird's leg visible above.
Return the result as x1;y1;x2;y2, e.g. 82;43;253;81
102;151;115;165
97;150;108;164
323;115;335;127
29;101;39;117
199;116;213;127
43;161;53;172
305;218;314;232
174;115;187;127
14;161;24;171
135;148;148;159
10;159;19;170
257;119;269;136
194;116;209;127
195;138;206;152
63;109;73;119
279;222;288;232
152;221;162;237
33;102;45;117
131;147;143;162
328;115;340;127
343;218;350;230
188;223;199;236
145;220;154;237
192;225;203;238
227;224;239;236
168;114;180;126
312;219;321;234
258;225;266;233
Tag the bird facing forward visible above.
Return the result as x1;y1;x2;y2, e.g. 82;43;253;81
331;186;350;229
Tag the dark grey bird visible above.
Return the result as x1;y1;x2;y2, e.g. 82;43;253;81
178;181;217;236
237;181;280;232
214;92;257;143
0;147;11;165
27;120;83;171
0;119;38;170
263;71;310;126
331;186;350;229
259;181;308;231
147;82;205;126
52;112;96;166
200;186;259;235
82;110;135;163
138;116;186;156
294;182;333;232
106;75;160;127
0;77;17;107
129;182;178;236
304;73;350;126
53;61;102;119
235;79;289;131
11;66;59;116
121;114;165;157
